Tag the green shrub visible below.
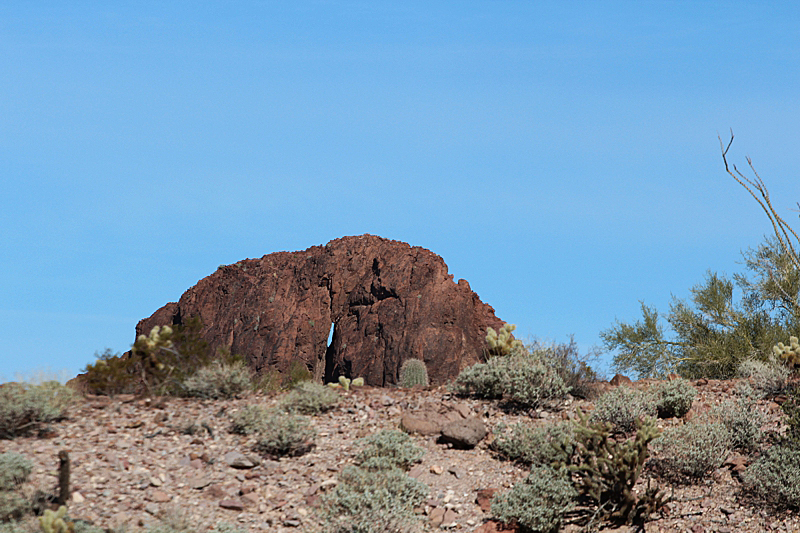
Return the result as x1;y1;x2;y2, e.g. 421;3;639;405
527;336;601;398
650;422;730;481
451;354;569;408
285;361;313;389
82;349;138;396
320;465;428;533
650;378;697;418
711;394;764;452
181;359;253;400
252;410;316;458
0;454;32;492
355;430;425;472
490;465;576;533
564;415;666;526
229;405;271;435
399;359;428;388
0;382;76;439
0;492;29;524
738;356;789;397
742;444;800;509
281;381;341;415
491;421;575;468
781;385;800;446
589;386;656;434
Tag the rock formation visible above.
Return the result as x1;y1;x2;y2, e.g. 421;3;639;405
135;234;506;386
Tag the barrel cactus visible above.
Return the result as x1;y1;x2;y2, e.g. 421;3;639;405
400;359;429;387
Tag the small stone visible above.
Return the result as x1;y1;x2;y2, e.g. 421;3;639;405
219;499;245;511
442;508;458;527
71;491;85;503
189;476;212;489
476;488;498;512
429;507;446;528
430;465;444;475
283;519;301;527
224;451;259;469
148;490;171;503
149;477;162;487
448;465;464;479
144;503;160;516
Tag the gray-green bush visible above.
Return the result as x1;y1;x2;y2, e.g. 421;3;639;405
742;444;800;509
711;393;764;453
737;356;789;397
0;382;75;439
229;405;270;435
650;422;730;481
491;421;575;468
490;465;576;533
252;410;316;458
281;381;341;415
355;429;425;471
650;379;697;419
181;359;253;400
589;386;656;434
0;453;32;523
451;354;569;408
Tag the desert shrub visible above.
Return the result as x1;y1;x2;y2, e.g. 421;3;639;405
0;382;76;439
451;354;569;408
285;361;313;389
0;521;35;533
181;359;252;400
252;410;316;458
589;386;656;434
355;430;425;472
527;336;601;398
565;415;666;526
738;356;789;397
650;422;730;481
281;381;340;415
320;465;428;533
649;378;697;418
229;405;270;435
0;454;32;492
82;349;138;396
742;444;800;509
491;421;576;468
209;524;248;533
490;465;576;533
399;359;429;388
710;393;764;452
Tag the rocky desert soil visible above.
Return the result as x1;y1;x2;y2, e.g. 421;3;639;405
2;379;798;533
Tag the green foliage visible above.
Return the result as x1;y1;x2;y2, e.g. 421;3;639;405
738;356;789;397
491;421;576;468
82;349;139;397
281;381;341;415
229;405;271;435
589;386;656;434
562;415;666;527
251;410;316;458
527;336;601;398
451;353;569;409
711;392;764;452
39;506;74;533
602;235;798;380
320;465;428;533
742;444;800;509
0;382;76;439
781;385;800;446
0;454;32;492
650;422;731;482
490;465;576;533
181;358;253;400
486;324;525;357
650;379;697;418
773;336;800;367
286;360;313;389
355;430;425;472
399;359;428;388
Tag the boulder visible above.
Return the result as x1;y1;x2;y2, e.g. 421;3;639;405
135;235;505;386
439;417;488;449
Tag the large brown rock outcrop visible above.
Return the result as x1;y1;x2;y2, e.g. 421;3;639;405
135;234;506;386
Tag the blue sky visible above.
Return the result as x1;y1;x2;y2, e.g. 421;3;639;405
2;1;799;382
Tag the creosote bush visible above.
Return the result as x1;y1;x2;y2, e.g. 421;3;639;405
451;353;569;409
182;358;253;400
0;382;76;439
281;381;341;415
250;409;316;458
490;465;576;533
355;430;425;471
589;386;656;434
527;336;601;398
491;421;575;468
399;359;428;388
650;378;697;419
650;422;730;482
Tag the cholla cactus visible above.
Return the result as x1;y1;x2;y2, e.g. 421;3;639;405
351;377;365;387
399;359;429;387
339;376;352;391
486;324;525;357
132;325;178;395
39;506;75;533
773;336;800;367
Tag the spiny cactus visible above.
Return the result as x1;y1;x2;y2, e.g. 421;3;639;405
560;414;666;526
39;505;75;533
774;336;800;367
486;324;525;357
328;376;364;390
399;359;429;387
351;377;364;387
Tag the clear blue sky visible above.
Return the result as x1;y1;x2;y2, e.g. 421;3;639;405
2;2;799;382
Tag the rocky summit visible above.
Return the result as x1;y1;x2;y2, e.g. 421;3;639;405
136;234;505;386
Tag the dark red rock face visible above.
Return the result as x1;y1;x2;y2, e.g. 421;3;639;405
136;235;505;386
